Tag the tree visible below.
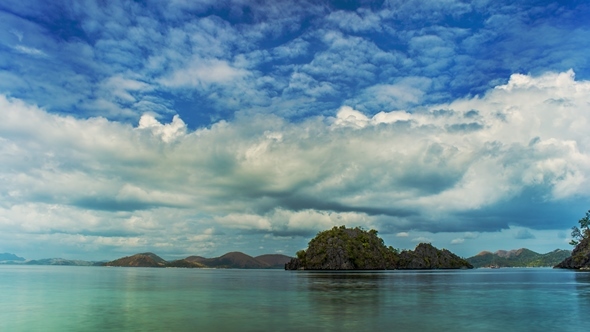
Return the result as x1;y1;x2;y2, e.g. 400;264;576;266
570;210;590;246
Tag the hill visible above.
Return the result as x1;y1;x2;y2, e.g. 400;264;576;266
26;258;100;266
197;252;270;268
0;253;25;262
105;252;167;267
255;254;292;268
189;252;290;269
285;226;472;270
165;259;206;268
467;248;571;268
104;252;293;268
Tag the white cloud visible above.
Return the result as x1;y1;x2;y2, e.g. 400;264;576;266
349;77;432;112
138;114;187;142
160;58;249;88
326;8;383;33
396;232;409;237
450;238;464;244
412;236;433;243
13;45;47;57
2;70;590;258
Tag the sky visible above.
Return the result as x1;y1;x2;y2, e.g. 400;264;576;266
1;0;589;261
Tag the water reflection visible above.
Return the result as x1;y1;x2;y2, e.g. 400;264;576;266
575;271;590;298
299;272;386;329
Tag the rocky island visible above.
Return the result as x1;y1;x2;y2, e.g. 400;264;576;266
554;237;590;270
554;210;590;270
285;226;472;270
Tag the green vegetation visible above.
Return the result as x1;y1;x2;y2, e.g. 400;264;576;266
570;210;590;246
467;249;571;268
104;252;292;268
287;225;472;270
294;226;399;270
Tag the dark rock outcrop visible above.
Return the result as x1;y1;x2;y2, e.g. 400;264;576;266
398;243;473;269
554;237;590;270
285;226;472;270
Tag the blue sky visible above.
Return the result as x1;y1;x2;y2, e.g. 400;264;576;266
1;0;589;260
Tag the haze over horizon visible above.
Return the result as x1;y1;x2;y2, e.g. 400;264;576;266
1;0;589;261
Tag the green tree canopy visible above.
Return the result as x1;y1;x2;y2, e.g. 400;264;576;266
570;210;590;246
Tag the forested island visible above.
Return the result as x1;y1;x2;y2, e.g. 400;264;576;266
285;226;472;270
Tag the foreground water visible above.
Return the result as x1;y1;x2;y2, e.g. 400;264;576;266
0;266;588;331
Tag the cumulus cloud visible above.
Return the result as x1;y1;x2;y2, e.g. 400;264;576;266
412;236;432;243
2;69;590;258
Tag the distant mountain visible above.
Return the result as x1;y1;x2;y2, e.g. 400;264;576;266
186;252;292;269
166;258;205;268
466;248;571;268
0;253;25;262
255;254;293;268
105;252;167;267
104;252;293;269
26;258;100;266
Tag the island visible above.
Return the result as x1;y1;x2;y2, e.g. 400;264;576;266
285;226;472;270
104;251;292;269
554;237;590;270
554;210;590;270
466;248;571;268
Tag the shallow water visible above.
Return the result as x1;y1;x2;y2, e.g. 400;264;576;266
1;266;588;331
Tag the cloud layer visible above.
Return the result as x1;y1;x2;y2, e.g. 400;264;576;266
1;70;589;258
1;0;588;128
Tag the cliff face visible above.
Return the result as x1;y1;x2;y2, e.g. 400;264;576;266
285;226;472;270
554;237;590;270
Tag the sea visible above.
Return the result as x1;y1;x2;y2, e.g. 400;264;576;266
0;266;588;331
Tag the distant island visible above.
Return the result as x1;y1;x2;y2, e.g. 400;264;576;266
26;258;103;266
104;252;292;269
285;226;473;270
466;248;571;268
0;252;25;262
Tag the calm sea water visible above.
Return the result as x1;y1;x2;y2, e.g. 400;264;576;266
0;266;588;331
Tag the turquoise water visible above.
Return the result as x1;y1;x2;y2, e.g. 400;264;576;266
0;266;588;331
